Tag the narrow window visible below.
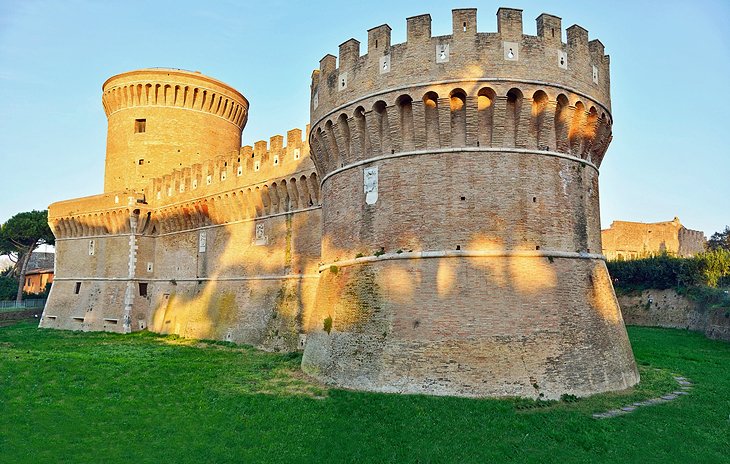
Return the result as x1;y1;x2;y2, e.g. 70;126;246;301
138;282;148;297
134;119;146;133
74;282;82;294
138;159;144;165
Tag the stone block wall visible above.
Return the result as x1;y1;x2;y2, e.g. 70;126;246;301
602;217;706;260
618;289;730;342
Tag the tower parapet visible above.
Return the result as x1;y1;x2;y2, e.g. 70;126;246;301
303;8;638;399
102;68;249;193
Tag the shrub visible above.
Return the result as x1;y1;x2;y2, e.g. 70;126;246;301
323;316;333;334
607;251;730;290
0;275;17;300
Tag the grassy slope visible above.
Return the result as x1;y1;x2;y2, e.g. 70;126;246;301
0;322;728;464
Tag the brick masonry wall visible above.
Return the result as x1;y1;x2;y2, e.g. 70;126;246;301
618;289;730;342
102;69;248;193
303;8;639;398
42;207;322;350
303;256;638;399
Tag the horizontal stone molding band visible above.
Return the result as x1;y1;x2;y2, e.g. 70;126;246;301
54;233;135;242
318;249;606;272
53;205;322;241
311;77;612;131
320;147;599;187
54;274;320;282
156;205;321;237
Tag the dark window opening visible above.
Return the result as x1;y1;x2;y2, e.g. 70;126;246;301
134;119;146;133
536;246;541;251
138;159;144;165
533;197;537;202
460;196;466;201
456;245;461;250
74;282;82;294
139;282;148;297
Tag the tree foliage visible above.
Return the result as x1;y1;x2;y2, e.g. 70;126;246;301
707;226;730;251
0;210;54;252
0;275;17;300
0;210;54;303
607;250;730;291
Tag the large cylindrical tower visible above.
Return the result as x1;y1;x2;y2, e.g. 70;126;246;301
302;8;639;398
102;68;248;193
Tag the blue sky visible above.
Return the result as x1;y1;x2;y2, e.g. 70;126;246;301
1;0;728;236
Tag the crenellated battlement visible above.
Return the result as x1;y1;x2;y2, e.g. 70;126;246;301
310;8;611;125
145;127;315;208
102;68;248;129
50;128;320;239
308;8;614;180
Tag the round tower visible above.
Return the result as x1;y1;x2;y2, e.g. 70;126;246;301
101;68;248;193
302;8;639;398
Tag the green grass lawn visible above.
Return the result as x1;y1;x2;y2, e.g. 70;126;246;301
1;322;728;464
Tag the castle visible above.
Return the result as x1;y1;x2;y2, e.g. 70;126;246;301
602;217;706;260
40;8;639;399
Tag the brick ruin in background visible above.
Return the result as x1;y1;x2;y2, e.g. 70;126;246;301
602;217;706;260
41;8;639;399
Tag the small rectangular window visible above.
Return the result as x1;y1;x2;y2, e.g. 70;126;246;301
138;282;148;297
134;119;146;133
74;282;82;294
138;159;144;165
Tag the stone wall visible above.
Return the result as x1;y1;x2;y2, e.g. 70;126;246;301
0;308;43;325
618;288;730;342
602;217;706;260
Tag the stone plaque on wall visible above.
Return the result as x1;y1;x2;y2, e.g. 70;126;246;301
364;167;378;205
